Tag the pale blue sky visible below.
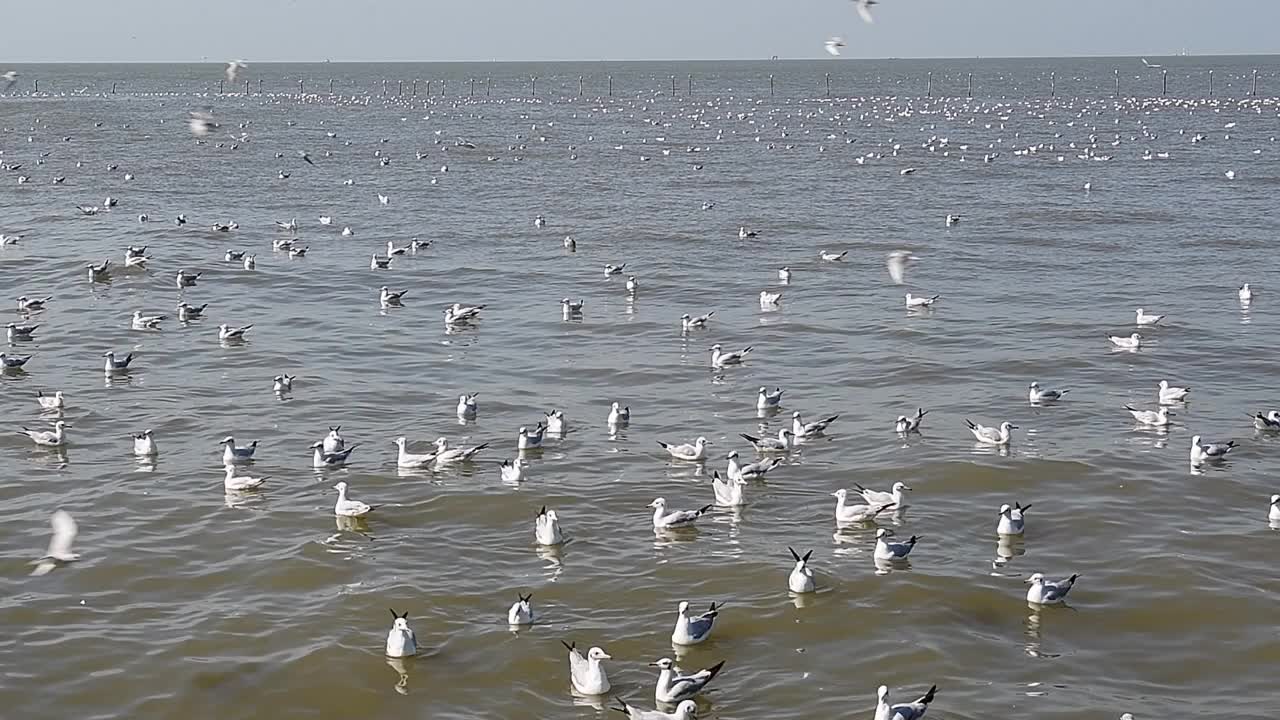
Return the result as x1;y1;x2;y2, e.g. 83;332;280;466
8;0;1278;62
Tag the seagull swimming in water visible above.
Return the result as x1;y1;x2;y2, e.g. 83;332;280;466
564;642;612;695
1157;379;1189;403
787;547;815;593
18;420;70;447
1189;434;1235;463
966;419;1016;445
710;344;752;368
657;436;710;462
1135;308;1164;326
997;503;1030;536
832;489;895;524
792;410;839;438
1028;381;1069;403
384;609;416;657
1126;404;1173;427
535;506;563;546
508;593;535;626
332;481;374;517
612;698;697;720
875;684;936;720
905;293;939;309
874;528;919;561
220;436;257;465
895;408;927;434
1108;333;1142;349
649;497;712;530
1026;572;1078;605
711;470;747;507
670;601;721;645
1249;410;1280;431
651;657;726;704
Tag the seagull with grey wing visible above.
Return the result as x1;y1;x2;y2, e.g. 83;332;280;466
650;657;726;703
875;684;937;720
31;510;79;576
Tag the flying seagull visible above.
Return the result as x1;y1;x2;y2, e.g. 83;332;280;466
226;60;247;83
854;0;877;24
824;37;846;56
1140;58;1162;69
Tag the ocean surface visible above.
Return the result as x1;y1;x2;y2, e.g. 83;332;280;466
2;57;1279;719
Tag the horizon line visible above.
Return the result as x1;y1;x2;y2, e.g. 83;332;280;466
6;51;1280;65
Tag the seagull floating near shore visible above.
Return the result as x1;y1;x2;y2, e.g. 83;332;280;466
832;489;894;524
671;601;721;645
1158;379;1189;403
18;420;70;447
787;547;815;593
998;503;1030;536
607;402;630;427
535;506;563;546
966;419;1016;446
1028;381;1069;403
895;408;927;434
132;429;158;457
1108;333;1142;349
31;510;79;577
103;351;134;373
393;437;437;468
874;528;919;561
756;386;784;410
905;293;939;309
612;698;697;720
36;390;65;412
876;684;936;720
1026;572;1078;605
651;657;726;704
564;642;612;695
710;344;752;368
1135;308;1164;326
1126;404;1173;427
384;609;416;657
1189;435;1235;463
333;481;374;517
727;450;782;480
433;437;489;464
1;352;32;369
649;497;712;530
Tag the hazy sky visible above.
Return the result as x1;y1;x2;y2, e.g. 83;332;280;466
8;0;1279;63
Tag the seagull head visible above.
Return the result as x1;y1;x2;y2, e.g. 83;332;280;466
1000;422;1018;432
391;615;410;632
832;488;847;499
648;657;675;670
677;600;689;614
709;343;722;352
1029;382;1040;389
726;451;738;460
694;436;709;446
1026;573;1045;585
648;497;666;509
219;436;235;446
999;503;1012;515
877;685;889;701
1190;434;1202;446
393;437;407;447
434;437;449;449
333;481;348;493
1271;494;1279;506
876;528;893;539
892;482;912;492
586;647;611;661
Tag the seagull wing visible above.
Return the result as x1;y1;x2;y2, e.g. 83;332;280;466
47;510;77;559
856;0;875;24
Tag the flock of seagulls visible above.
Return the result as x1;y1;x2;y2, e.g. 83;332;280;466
3;44;1275;720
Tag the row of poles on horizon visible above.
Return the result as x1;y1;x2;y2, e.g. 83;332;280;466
7;68;1271;99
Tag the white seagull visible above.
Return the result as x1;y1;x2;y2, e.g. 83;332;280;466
564;642;612;695
895;408;928;434
1157;380;1189;403
966;419;1016;445
384;609;417;657
756;386;784;410
18;420;70;447
739;429;793;453
875;684;937;720
1239;283;1254;303
874;528;919;561
1125;405;1173;427
612;698;697;720
1028;381;1069;403
36;390;65;412
649;497;712;530
886;251;917;285
711;470;747;507
508;593;535;626
671;600;721;645
608;402;630;427
433;437;489;463
855;481;911;507
905;293;939;309
792;410;839;438
220;436;257;464
824;37;846;56
535;506;563;546
393;437;438;469
333;481;374;517
132;429;158;457
787;547;815;593
997;502;1030;536
1135;308;1164;326
1108;332;1142;349
1189;435;1235;463
726;450;782;480
1026;572;1078;605
651;658;726;704
224;466;267;491
832;489;895;524
457;393;479;419
657;436;710;462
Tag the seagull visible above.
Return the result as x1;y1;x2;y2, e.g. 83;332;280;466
456;393;479;419
131;310;166;330
18;420;70;447
651;658;725;704
886;251;917;285
6;322;38;341
832;489;895;524
508;593;535;626
854;481;911;509
370;254;393;270
299;151;315;165
86;260;111;281
759;290;783;307
905;293;940;308
564;642;612;696
380;286;407;307
175;270;201;287
612;698;697;720
899;167;918;175
876;684;936;720
1269;495;1280;523
36;390;65;412
1225;170;1236;181
778;266;792;283
517;424;548;450
103;351;134;373
535;506;563;546
1108;333;1142;349
1140;57;1162;68
787;547;815;593
966;419;1016;445
275;218;298;231
738;226;759;239
218;324;253;341
711;470;747;507
895;408;928;434
604;263;627;276
132;429;158;457
1028;381;1069;403
1250;411;1280;431
224;250;245;262
17;295;52;312
854;0;877;24
499;458;525;483
384;609;416;657
273;374;295;393
1026;572;1078;605
681;311;715;332
756;386;784;410
1125;405;1173;427
671;601;721;645
220;436;257;465
1135;308;1164;326
649;497;712;530
563;235;577;251
447;303;485;322
726;450;783;481
824;37;846;57
626;276;639;293
544;410;567;435
820;250;847;262
792;410;839;438
710;344;752;368
561;298;585;316
607;402;630;427
432;437;489;464
224;466;267;491
874;528;919;561
332;481;374;517
30;510;79;577
76;205;101;215
378;194;390;206
225;59;247;83
739;429;793;453
313;440;358;468
998;503;1030;536
1190;435;1235;463
177;303;208;321
1157;380;1190;403
386;240;408;256
945;214;961;227
657;436;710;462
1239;283;1254;302
0;352;31;369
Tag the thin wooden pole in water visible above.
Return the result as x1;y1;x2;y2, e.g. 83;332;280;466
426;79;432;96
330;78;335;94
412;79;418;97
967;72;972;97
578;76;583;96
608;75;613;96
1113;68;1119;96
218;79;224;95
926;71;932;97
470;78;475;97
486;76;491;97
1208;70;1213;96
439;80;445;97
1050;71;1056;97
33;79;38;92
1251;69;1258;96
381;79;387;96
298;79;304;95
531;75;537;96
398;80;403;97
1162;69;1167;96
670;75;676;96
688;74;693;95
769;74;774;97
111;82;116;94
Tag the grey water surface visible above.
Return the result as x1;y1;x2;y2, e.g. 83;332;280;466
2;57;1279;719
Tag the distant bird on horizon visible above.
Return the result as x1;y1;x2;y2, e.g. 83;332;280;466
1140;58;1162;69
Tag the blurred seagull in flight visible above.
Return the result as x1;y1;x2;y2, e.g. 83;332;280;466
225;60;247;83
30;510;79;577
886;251;917;285
824;37;846;57
854;0;877;24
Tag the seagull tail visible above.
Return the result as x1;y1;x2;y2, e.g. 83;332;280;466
704;660;727;680
919;685;938;705
964;418;976;429
656;441;670;450
697;504;713;516
739;433;761;444
561;640;575;652
610;698;630;716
